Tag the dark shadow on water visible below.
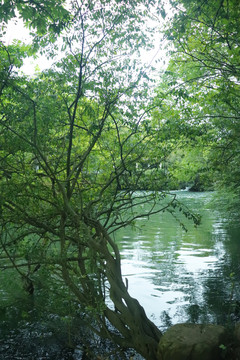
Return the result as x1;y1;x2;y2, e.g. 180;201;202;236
0;296;142;360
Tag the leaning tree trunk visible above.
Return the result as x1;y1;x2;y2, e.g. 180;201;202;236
89;219;163;360
60;210;162;359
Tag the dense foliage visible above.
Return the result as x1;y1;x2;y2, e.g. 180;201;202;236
0;1;180;359
154;0;240;194
0;0;239;358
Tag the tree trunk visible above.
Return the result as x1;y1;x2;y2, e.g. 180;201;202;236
96;222;163;360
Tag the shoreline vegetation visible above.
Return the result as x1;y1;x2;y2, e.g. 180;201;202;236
1;0;239;358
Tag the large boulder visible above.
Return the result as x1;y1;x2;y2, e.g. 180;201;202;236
233;323;240;359
158;323;227;360
234;322;240;344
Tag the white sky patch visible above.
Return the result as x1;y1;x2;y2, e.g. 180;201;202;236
3;18;30;44
1;2;172;77
2;18;53;75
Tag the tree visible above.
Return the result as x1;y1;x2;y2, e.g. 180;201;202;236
154;0;240;194
0;1;191;358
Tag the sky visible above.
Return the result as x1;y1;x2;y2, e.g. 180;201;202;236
3;18;54;75
2;5;171;77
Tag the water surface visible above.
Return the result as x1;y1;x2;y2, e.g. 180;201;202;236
1;191;240;358
115;191;240;330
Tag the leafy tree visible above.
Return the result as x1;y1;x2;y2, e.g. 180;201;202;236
0;1;189;358
154;0;240;193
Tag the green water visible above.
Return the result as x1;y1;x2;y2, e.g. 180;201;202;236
115;191;240;329
0;191;239;358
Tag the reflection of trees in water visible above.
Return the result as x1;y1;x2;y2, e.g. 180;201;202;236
118;194;240;330
200;225;240;326
159;225;240;327
160;311;172;329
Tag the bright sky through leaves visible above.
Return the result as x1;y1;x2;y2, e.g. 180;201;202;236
2;7;170;76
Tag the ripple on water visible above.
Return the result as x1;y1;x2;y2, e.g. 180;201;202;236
116;192;240;328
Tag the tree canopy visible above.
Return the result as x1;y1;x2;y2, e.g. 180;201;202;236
0;1;182;359
0;0;239;358
155;0;240;193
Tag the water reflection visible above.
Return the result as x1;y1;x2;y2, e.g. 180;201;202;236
115;191;240;330
1;191;240;358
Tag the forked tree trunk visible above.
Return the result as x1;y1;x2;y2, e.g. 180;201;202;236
94;222;163;360
61;215;162;359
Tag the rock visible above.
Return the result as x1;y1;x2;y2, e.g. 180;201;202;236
157;323;227;360
232;323;240;359
234;347;240;359
234;323;240;345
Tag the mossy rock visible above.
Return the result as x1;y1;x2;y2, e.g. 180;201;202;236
157;323;227;360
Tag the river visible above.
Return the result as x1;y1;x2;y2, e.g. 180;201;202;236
116;190;240;330
0;191;240;359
